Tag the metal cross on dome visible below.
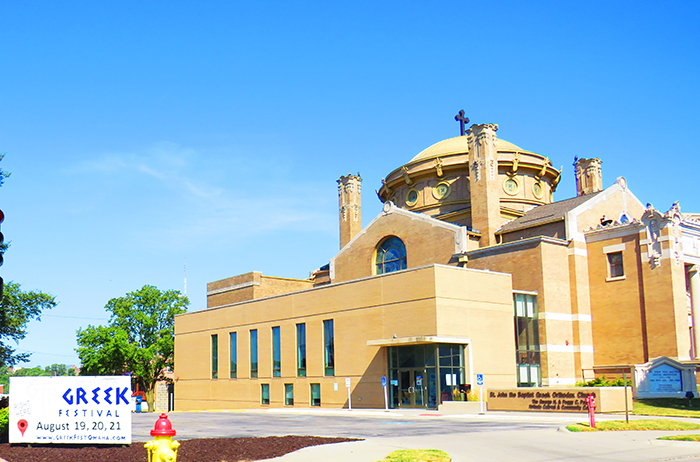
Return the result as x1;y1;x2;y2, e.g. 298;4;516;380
455;110;470;136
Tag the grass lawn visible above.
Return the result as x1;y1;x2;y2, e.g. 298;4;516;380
566;419;700;432
634;398;700;418
378;449;451;461
659;434;700;441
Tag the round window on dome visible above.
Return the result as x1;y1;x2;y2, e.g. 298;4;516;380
405;189;419;206
503;177;520;196
433;182;451;200
532;181;544;199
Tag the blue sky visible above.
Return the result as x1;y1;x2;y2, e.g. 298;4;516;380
1;1;699;368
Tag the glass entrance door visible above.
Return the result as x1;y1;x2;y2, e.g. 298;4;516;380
398;368;425;408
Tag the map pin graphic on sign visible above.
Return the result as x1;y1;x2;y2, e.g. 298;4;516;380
18;419;28;436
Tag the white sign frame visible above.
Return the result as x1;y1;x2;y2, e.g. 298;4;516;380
10;376;132;444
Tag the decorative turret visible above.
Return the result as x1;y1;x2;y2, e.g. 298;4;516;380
574;157;603;196
338;173;362;249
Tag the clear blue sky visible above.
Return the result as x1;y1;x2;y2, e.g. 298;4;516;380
1;1;698;368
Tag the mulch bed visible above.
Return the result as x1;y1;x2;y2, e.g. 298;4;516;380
0;435;361;461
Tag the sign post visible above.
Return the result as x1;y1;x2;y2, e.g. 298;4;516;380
381;376;388;410
476;373;485;414
345;378;352;410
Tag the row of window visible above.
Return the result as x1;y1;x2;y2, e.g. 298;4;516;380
260;383;322;406
211;320;335;379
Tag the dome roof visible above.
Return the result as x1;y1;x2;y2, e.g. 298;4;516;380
409;136;525;162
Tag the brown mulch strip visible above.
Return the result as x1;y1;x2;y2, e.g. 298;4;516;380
0;435;362;461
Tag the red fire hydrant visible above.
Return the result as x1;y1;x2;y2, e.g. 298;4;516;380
144;413;180;462
585;393;596;429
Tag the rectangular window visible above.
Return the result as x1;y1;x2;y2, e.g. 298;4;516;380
296;323;306;377
211;334;218;380
229;332;237;379
310;383;321;406
272;326;281;377
608;251;624;278
323;319;335;376
284;383;294;405
513;293;540;387
261;384;270;405
250;329;258;378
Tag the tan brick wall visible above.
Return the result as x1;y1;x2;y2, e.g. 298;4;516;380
586;226;691;365
500;221;567;243
174;264;516;410
257;276;315;298
332;212;460;283
466;238;580;383
639;226;691;360
567;242;594;375
206;272;314;308
573;189;645;236
207;272;261;307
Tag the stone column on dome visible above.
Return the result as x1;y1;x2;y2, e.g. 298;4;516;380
688;265;700;359
467;123;500;247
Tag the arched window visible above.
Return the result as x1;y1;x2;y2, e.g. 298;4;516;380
375;236;407;275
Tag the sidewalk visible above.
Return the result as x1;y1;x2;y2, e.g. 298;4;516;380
244;408;700;462
258;427;700;462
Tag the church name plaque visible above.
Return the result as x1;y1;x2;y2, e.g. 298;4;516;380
648;363;682;393
488;389;598;413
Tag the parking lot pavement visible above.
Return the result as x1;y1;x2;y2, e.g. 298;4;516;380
133;409;700;461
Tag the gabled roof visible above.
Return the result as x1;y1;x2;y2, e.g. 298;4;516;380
497;192;602;234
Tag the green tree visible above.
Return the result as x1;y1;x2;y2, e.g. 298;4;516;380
76;285;188;412
45;363;69;376
0;282;57;367
0;153;11;256
12;366;50;377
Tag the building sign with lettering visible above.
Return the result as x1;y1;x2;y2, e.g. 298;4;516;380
10;376;132;444
648;363;682;393
488;389;596;413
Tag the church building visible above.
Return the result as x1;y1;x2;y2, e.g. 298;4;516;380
173;115;700;410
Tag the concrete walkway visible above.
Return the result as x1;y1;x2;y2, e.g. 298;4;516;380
241;409;700;462
256;428;700;462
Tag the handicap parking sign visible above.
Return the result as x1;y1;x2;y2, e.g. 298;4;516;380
381;376;387;387
476;374;484;386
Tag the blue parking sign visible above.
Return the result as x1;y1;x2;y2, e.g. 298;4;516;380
381;376;387;387
476;374;484;385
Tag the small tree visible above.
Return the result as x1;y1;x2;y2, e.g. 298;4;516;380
0;282;57;367
76;285;188;411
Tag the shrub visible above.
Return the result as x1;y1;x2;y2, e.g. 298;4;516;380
576;376;632;387
0;408;8;439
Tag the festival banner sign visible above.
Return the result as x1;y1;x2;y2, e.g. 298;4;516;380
9;376;132;444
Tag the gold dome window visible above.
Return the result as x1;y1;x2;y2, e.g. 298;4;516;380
532;181;544;199
405;189;419;206
433;182;451;200
503;177;520;196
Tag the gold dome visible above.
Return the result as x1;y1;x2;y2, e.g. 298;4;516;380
410;136;525;163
